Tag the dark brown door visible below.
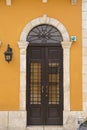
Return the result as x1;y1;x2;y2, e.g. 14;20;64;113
26;43;63;126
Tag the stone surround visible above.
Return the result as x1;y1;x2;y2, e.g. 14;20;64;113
19;14;70;112
17;15;74;130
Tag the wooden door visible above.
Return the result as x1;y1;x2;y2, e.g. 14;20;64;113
26;44;63;125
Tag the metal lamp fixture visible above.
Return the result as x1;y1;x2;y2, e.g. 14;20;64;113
4;44;13;63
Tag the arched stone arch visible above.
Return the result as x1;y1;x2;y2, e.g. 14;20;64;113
20;14;70;42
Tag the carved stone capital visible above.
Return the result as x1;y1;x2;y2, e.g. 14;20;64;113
61;41;72;49
18;41;29;49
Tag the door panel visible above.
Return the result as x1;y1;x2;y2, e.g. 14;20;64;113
27;45;63;125
45;47;63;125
27;46;44;125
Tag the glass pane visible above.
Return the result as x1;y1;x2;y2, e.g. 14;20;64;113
30;63;41;104
48;63;59;104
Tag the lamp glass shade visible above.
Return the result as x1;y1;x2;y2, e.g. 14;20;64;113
4;45;12;62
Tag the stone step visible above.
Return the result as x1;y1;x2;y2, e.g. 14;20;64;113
26;126;63;130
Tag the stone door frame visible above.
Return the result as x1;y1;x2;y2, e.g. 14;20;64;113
18;14;72;125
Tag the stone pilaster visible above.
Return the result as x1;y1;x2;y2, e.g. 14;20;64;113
61;42;72;111
18;41;29;110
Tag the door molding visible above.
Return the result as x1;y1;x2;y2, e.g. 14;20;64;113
18;14;72;125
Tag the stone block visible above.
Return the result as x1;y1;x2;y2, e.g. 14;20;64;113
83;102;87;111
49;18;59;28
63;114;77;130
83;74;87;83
83;92;87;102
20;72;26;91
20;32;27;42
44;126;63;130
82;57;87;65
82;20;87;30
64;92;70;111
20;54;26;72
0;111;8;128
26;126;43;130
8;127;26;130
23;23;32;34
82;38;87;47
20;91;26;110
31;18;40;27
20;49;26;55
62;32;70;42
82;12;87;20
82;64;87;74
26;126;63;130
83;0;87;2
82;30;87;38
82;2;87;11
83;48;87;56
9;111;26;128
0;128;8;130
83;83;87;92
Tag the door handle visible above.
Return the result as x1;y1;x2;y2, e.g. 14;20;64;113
42;86;48;94
42;86;44;93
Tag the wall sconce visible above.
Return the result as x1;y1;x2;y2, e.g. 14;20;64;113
4;44;13;63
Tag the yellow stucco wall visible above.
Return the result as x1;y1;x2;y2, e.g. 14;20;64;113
0;0;82;110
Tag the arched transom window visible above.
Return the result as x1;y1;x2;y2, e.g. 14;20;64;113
27;24;63;43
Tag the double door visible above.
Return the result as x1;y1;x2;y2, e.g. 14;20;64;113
26;44;63;125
